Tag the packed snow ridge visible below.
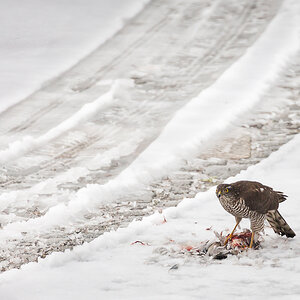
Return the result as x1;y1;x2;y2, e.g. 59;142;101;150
0;79;134;163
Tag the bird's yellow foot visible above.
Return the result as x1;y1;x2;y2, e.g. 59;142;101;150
249;232;254;249
224;234;233;246
224;221;241;246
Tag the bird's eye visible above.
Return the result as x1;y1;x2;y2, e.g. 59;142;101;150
224;188;229;193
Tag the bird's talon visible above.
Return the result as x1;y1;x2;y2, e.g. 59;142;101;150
224;234;233;246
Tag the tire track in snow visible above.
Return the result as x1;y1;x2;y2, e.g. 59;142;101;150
0;0;285;226
0;0;280;192
1;59;300;271
0;0;203;137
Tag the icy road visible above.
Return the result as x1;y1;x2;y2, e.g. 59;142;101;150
0;0;300;299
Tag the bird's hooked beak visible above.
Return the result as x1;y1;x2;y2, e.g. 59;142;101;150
217;190;221;198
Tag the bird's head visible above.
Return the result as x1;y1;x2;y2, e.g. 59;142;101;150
216;184;233;199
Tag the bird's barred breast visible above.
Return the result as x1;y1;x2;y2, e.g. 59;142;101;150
219;196;265;232
219;196;250;218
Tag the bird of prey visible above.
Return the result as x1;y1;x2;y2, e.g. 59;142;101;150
216;180;295;248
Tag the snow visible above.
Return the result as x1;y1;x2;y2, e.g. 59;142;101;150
0;0;298;241
128;0;300;179
0;0;150;114
1;0;298;233
0;0;300;298
0;110;299;300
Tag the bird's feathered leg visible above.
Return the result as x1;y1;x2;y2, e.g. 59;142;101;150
224;217;241;245
249;215;264;249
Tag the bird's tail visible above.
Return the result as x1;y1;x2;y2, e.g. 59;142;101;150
266;210;296;238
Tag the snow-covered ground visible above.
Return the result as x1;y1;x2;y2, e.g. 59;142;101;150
0;0;300;298
0;99;299;300
0;0;149;113
0;0;298;233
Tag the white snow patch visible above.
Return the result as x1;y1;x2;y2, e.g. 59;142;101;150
0;0;150;114
86;139;141;171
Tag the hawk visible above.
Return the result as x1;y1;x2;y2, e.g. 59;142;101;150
216;180;295;248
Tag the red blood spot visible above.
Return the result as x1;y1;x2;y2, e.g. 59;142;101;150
182;245;194;251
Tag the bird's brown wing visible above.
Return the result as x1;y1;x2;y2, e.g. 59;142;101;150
233;181;285;214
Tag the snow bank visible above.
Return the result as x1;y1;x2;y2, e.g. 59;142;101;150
0;116;299;300
0;0;150;114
